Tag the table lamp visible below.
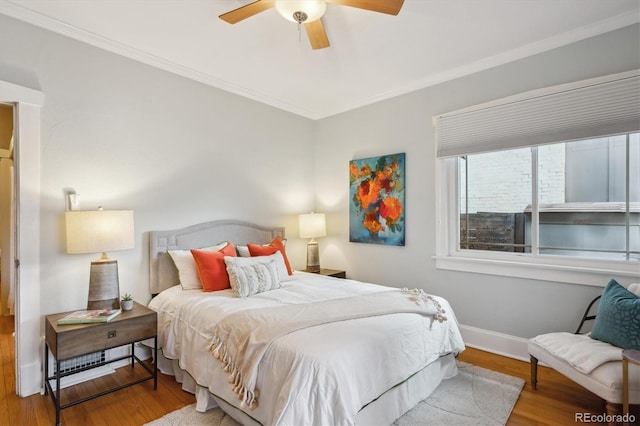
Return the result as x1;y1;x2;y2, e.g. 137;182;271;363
65;208;135;310
299;212;326;273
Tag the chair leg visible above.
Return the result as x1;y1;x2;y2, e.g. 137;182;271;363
530;355;538;390
605;401;619;426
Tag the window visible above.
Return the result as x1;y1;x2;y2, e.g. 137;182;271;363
434;70;640;285
458;134;639;261
459;147;531;253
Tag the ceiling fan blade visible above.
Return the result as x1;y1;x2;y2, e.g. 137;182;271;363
219;0;274;24
326;0;404;15
305;19;330;50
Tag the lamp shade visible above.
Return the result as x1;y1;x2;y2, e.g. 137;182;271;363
275;0;327;23
299;212;326;239
65;210;135;254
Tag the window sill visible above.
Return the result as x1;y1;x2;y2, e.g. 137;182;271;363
433;254;639;287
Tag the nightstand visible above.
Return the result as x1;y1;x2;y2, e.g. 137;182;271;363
305;268;346;279
44;302;157;426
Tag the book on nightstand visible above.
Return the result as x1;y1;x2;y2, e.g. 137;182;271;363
56;309;121;325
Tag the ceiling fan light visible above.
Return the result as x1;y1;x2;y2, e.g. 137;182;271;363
275;0;327;23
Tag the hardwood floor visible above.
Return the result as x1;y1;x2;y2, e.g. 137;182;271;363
0;315;195;426
457;347;627;425
0;314;635;425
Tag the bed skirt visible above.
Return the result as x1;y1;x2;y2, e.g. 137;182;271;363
156;350;458;425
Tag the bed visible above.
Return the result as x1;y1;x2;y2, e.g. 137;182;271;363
147;219;465;425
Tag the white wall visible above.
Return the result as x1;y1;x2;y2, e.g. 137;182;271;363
0;13;317;316
314;23;640;340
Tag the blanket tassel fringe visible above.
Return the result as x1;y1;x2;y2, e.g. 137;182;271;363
209;337;259;410
401;288;447;322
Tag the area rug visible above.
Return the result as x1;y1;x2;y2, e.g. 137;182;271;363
146;361;524;426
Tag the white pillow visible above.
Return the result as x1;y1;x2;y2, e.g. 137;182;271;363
224;255;281;298
269;251;293;282
232;249;290;282
231;246;293;282
168;242;228;290
236;245;250;257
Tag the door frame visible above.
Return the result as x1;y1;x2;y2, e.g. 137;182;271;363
0;80;43;396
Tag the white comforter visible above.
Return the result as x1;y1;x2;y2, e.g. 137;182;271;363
149;272;465;426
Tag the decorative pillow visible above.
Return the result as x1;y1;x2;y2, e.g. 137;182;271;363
266;251;291;282
237;238;287;257
248;236;292;275
236;245;250;257
232;247;290;282
590;279;640;350
191;242;237;292
224;255;281;298
168;242;228;290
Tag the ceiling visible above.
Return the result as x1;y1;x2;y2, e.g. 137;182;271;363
1;0;639;119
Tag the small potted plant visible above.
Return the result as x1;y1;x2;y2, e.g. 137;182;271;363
121;293;134;311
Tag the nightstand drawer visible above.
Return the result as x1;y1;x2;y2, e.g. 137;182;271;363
49;315;155;360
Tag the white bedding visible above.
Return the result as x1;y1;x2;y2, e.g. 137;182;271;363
149;272;465;426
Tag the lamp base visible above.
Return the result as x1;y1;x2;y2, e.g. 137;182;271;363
88;259;121;310
306;240;320;273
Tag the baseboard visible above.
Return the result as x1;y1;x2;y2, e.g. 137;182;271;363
108;343;152;369
20;360;44;397
459;324;531;362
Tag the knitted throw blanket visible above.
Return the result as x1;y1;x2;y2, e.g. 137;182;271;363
208;288;447;409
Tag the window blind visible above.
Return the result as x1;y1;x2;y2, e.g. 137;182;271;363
434;70;640;158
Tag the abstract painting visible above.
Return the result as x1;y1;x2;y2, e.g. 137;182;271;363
349;153;405;246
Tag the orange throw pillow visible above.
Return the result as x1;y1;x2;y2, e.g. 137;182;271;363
191;242;236;292
248;236;292;275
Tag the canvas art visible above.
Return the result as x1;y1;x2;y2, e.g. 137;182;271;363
349;153;405;245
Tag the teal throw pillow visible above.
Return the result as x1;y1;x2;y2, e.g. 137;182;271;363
590;279;640;350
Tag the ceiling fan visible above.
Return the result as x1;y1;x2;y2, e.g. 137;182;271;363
219;0;405;50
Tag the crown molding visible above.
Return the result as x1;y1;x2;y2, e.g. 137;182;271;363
0;0;319;119
321;9;640;119
1;1;638;121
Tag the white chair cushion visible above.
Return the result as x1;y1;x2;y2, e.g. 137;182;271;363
530;332;621;374
529;337;640;404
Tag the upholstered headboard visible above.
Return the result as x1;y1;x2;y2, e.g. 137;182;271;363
149;219;285;295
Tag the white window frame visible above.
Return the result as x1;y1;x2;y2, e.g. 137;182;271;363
435;154;639;287
433;70;640;287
